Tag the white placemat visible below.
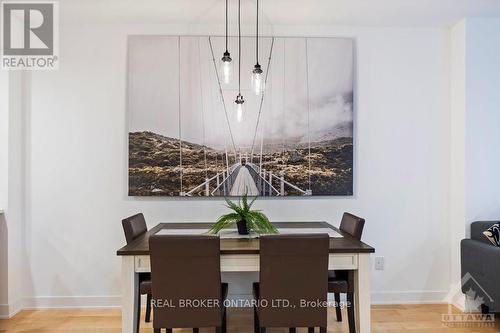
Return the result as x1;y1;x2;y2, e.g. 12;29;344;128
219;230;259;239
156;229;256;239
277;227;343;238
156;227;342;238
156;229;209;235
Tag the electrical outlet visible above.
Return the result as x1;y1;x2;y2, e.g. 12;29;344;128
375;256;385;270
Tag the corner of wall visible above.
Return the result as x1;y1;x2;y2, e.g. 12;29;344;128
0;70;9;318
2;71;31;318
448;18;467;306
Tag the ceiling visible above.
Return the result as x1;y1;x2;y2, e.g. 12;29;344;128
61;0;500;27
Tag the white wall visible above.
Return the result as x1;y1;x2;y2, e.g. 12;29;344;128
0;72;7;210
0;70;9;315
7;72;28;317
449;20;466;308
18;23;452;308
0;71;29;318
464;18;500;223
448;18;500;309
1;12;31;318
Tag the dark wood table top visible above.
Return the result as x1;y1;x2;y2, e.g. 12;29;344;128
117;221;375;256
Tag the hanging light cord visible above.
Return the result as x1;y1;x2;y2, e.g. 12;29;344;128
256;0;259;65
238;0;241;95
225;0;228;52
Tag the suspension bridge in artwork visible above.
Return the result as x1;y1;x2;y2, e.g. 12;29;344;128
179;36;314;197
183;160;312;197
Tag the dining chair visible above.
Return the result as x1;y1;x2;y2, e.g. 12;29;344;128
329;212;365;333
122;213;152;331
149;234;228;333
253;234;329;333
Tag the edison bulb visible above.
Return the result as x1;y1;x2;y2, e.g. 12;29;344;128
251;64;264;95
236;103;244;123
235;94;245;123
221;51;232;84
221;61;232;84
252;71;264;95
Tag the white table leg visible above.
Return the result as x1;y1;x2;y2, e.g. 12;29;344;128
122;256;138;333
354;253;371;333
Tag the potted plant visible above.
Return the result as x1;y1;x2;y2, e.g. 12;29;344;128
209;193;278;235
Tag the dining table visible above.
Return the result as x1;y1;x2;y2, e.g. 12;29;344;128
117;221;375;333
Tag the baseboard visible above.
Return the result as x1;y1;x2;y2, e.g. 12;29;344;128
23;295;122;310
228;292;449;305
9;291;449;313
371;291;449;305
0;299;23;319
228;291;449;304
452;294;466;312
0;303;11;319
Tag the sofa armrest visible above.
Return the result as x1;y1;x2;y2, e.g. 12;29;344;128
461;239;500;308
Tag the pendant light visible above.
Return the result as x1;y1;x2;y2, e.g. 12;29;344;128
220;0;232;84
235;93;244;122
234;0;244;122
251;0;264;95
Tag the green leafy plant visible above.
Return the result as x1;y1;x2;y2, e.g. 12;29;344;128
209;193;278;235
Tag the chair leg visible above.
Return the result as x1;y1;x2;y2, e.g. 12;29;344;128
222;307;227;333
136;291;141;333
253;306;260;333
260;328;266;333
320;327;326;333
145;293;152;322
308;328;315;333
154;329;161;333
289;328;296;333
166;329;172;333
216;327;222;333
193;328;199;333
334;292;342;322
347;292;356;333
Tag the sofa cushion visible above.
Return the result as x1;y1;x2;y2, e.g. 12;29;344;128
483;223;500;247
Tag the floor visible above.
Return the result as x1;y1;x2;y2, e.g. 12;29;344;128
0;305;499;333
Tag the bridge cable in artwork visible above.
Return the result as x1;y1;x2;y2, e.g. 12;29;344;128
305;38;312;191
198;37;209;179
208;36;238;157
249;37;274;159
183;37;312;197
247;38;312;196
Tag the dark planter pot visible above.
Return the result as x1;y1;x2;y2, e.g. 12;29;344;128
236;220;249;235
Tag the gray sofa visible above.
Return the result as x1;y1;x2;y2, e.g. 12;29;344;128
461;221;500;312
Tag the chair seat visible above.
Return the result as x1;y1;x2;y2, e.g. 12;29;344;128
141;279;227;298
328;270;352;293
140;280;151;294
327;279;349;293
328;270;348;280
139;273;151;294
